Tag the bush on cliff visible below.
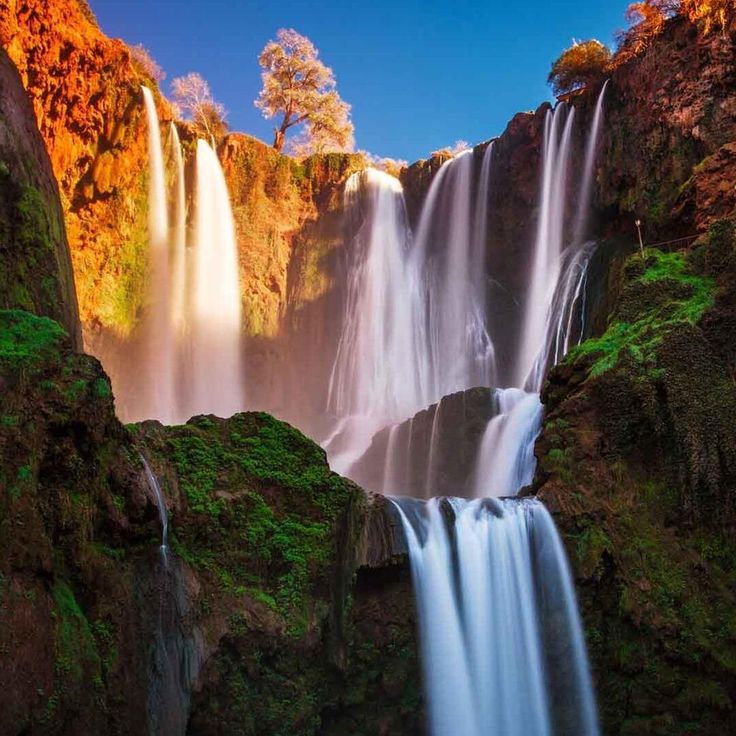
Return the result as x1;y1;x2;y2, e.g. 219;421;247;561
548;39;612;96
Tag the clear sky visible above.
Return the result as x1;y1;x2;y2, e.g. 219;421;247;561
90;0;627;162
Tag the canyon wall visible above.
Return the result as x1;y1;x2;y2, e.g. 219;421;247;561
2;3;736;735
0;47;80;346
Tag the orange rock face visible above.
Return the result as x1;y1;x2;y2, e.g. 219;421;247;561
1;0;173;336
0;0;363;350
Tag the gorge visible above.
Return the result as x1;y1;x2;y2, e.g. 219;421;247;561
1;2;736;736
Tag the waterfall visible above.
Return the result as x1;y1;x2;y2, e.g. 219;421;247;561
100;97;246;425
141;86;175;423
380;98;606;733
185;139;245;419
393;497;599;736
326;147;496;476
325;169;424;471
141;454;169;564
412;148;495;399
573;82;609;247
517;104;576;392
472;388;543;496
169;123;187;341
141;456;203;736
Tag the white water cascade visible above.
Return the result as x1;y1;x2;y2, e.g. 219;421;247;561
186;139;245;419
141;86;175;423
141;454;169;564
113;93;246;424
169;123;187;342
412;147;495;398
394;497;599;736
325;146;497;476
471;84;608;499
359;92;607;736
517;103;577;392
325;168;425;471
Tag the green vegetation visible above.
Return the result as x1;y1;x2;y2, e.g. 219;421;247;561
569;248;714;376
98;174;149;335
0;309;65;369
154;412;356;635
52;581;101;683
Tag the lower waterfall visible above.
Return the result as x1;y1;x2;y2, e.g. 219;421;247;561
393;498;599;736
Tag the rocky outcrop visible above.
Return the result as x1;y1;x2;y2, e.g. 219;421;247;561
218;134;366;339
0;305;420;736
350;387;497;497
0;0;169;336
534;221;736;735
0;48;80;347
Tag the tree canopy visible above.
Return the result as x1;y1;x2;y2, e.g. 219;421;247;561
255;28;354;154
170;72;228;141
548;40;612;97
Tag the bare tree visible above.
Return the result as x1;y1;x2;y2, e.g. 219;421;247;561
129;44;166;83
170;72;228;140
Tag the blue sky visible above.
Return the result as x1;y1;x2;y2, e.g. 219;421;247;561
90;0;626;162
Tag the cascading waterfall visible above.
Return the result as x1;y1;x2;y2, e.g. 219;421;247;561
394;497;599;736
521;83;608;392
141;86;175;423
141;456;203;736
412;147;495;398
185;139;245;420
573;80;610;247
142;454;169;564
470;83;608;500
325;168;425;472
326;146;496;477
472;388;544;496
356;90;606;736
112;94;246;424
517;103;577;392
169;123;187;342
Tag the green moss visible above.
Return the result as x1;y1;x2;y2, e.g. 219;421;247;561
0;309;65;369
93;377;112;398
52;581;101;683
151;412;355;634
570;249;714;376
99;174;148;334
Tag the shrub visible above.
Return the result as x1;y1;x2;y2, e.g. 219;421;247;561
548;39;612;96
615;1;680;62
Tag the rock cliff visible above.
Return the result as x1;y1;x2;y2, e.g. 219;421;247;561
0;47;80;347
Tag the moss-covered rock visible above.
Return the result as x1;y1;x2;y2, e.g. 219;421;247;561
536;221;736;735
0;305;420;736
0;49;81;347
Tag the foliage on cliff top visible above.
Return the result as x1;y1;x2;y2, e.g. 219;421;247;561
548;40;612;97
140;412;358;635
615;1;733;63
171;72;228;140
569;247;714;376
